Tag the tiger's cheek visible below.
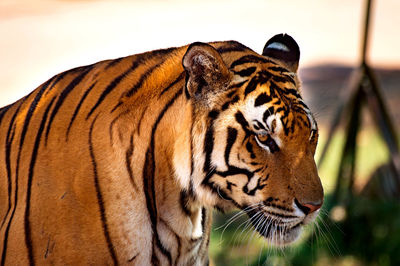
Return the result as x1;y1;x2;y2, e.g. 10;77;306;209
207;174;263;207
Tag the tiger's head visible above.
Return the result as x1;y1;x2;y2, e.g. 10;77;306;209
177;34;323;246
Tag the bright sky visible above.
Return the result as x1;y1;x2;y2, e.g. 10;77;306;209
0;0;399;107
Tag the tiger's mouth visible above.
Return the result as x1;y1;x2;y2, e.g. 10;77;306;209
245;208;304;246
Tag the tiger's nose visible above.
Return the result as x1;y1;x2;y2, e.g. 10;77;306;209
294;198;323;215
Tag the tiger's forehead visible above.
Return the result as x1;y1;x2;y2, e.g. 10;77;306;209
229;54;297;79
227;56;316;137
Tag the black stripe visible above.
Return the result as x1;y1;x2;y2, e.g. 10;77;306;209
233;67;257;77
285;88;301;99
0;104;14;228
105;57;124;70
20;78;54;149
0;108;18;231
226;181;237;192
246;141;256;159
268;80;282;95
261;202;292;213
189;112;195;178
215;165;254;179
284;74;296;85
224;127;237;166
234;111;251;135
124;47;177;99
197;207;208;266
16;78;54;265
228;80;247;90
268;66;289;73
254;92;273;107
110;48;176;112
200;207;207;237
45;67;92;144
257;120;267;131
200;110;221;187
175;231;181;266
243;177;266;196
180;190;192;216
202;111;219;173
24;96;56;265
110;102;123;113
86;66;134;120
298;101;308;109
183;69;191;100
230;55;272;69
268;66;296;85
1;100;26;265
275;106;285;114
125;135;138;192
108;110;129;144
143;89;182;264
216;46;248;54
259;70;273;82
221;95;239;111
66;82;97;139
43;72;69;97
136;106;149;135
227;90;236;98
216;41;250;54
125;63;162;98
127;254;138;262
0;122;15;225
159;73;185;97
88;114;118;265
273;75;295;84
263;107;275;122
0;105;11;126
151;251;160;265
281;118;290;136
159;219;182;266
205;182;241;209
244;77;259;96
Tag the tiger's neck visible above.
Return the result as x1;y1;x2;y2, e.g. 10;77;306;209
150;90;212;262
110;76;212;264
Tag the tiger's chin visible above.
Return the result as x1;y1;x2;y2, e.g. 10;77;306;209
252;220;302;247
246;209;316;247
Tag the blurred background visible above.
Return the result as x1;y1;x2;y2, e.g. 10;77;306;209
1;0;399;265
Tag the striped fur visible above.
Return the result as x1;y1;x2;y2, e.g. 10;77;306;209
0;35;323;265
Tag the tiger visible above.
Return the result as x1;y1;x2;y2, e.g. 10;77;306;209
0;33;323;265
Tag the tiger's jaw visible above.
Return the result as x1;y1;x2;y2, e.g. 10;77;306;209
245;202;320;246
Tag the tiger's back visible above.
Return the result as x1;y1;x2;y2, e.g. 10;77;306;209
0;35;323;265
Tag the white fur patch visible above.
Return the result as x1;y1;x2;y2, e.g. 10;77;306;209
265;114;283;146
246;176;260;192
292;201;306;217
173;139;191;190
192;208;203;238
243;97;265;125
243;97;283;150
266;42;290;52
300;100;317;140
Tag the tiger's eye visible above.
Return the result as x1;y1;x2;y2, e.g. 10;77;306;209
255;133;280;153
256;134;269;143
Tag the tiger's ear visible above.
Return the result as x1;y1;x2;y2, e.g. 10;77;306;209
262;34;300;72
183;42;231;103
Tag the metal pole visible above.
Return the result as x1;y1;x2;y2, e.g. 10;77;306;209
361;0;373;64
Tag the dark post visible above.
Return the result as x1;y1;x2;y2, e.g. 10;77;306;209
318;0;400;204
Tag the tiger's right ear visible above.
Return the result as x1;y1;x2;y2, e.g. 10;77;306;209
183;42;231;103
